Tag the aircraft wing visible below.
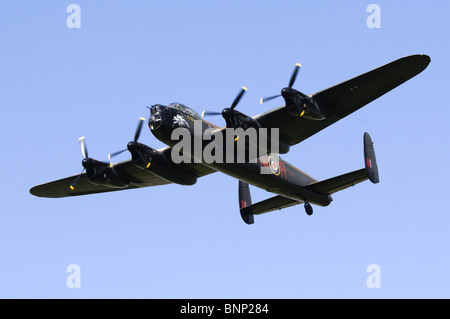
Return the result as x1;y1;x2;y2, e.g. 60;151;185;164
30;147;216;198
254;54;430;146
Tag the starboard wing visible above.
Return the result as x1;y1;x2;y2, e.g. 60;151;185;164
254;54;430;146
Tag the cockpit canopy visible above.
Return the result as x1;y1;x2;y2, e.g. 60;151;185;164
167;102;202;119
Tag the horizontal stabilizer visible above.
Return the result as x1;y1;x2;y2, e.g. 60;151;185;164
307;168;368;195
307;132;380;195
242;195;303;215
238;180;302;224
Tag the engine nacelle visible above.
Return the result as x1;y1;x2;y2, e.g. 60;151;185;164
281;87;326;121
221;108;262;130
127;142;197;186
289;97;326;121
83;158;129;188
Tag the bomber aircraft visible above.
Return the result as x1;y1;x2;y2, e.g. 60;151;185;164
30;55;430;224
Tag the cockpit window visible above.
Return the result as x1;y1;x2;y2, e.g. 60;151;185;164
167;102;201;119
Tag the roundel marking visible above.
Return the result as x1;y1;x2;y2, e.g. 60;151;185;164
268;156;280;176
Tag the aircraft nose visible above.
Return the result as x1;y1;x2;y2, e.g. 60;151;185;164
149;114;162;131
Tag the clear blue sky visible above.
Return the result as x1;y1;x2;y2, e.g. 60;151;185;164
0;1;449;298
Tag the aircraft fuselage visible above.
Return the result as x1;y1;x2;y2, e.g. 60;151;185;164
149;104;332;207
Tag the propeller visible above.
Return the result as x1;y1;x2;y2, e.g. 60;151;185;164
230;86;247;109
69;136;89;190
201;87;247;118
201;87;261;129
134;117;145;141
79;136;88;158
288;63;301;88
201;110;221;118
260;63;301;104
108;117;149;166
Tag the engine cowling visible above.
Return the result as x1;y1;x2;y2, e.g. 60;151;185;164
82;158;130;188
290;96;326;121
127;141;197;186
221;108;261;130
282;88;326;121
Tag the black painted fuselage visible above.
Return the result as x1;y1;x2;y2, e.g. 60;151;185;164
149;103;332;207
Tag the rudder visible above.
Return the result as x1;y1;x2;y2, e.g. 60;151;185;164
238;180;254;224
364;132;379;184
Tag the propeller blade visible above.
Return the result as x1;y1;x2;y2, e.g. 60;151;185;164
78;136;88;158
288;63;301;88
202;111;222;117
260;94;281;104
109;149;127;158
69;168;86;190
134;117;146;142
230;86;247;110
108;149;128;167
108;117;146;167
